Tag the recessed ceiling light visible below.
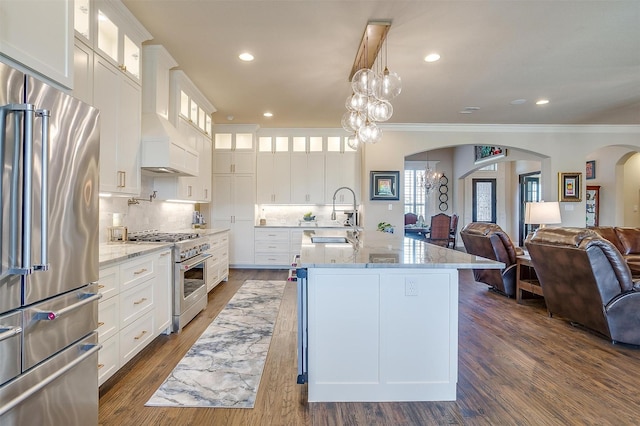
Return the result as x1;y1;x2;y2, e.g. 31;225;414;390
263;112;273;117
226;115;234;121
239;52;254;62
510;99;527;105
424;53;441;63
536;99;549;105
459;110;473;114
463;106;480;111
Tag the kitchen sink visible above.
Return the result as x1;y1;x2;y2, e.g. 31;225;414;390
311;236;350;244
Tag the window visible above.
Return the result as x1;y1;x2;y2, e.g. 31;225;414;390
472;178;496;222
404;169;425;218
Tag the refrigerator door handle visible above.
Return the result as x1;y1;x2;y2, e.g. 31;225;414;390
1;103;35;275
33;109;50;271
33;292;102;321
0;325;22;342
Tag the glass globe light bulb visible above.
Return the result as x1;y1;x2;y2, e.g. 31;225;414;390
367;99;393;122
341;111;365;133
372;67;402;101
346;134;360;150
345;93;367;112
351;68;375;96
357;121;382;144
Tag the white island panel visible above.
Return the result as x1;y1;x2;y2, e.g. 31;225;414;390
311;272;380;384
307;268;458;402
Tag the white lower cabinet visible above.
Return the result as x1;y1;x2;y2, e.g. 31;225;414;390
97;248;171;386
254;228;306;267
205;231;230;292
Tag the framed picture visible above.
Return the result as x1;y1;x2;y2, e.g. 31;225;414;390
558;172;582;202
586;160;596;180
370;171;400;200
474;146;507;164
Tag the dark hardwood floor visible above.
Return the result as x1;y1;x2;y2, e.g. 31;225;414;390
99;269;640;425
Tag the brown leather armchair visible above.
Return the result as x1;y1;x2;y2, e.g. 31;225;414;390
460;222;522;297
525;227;640;345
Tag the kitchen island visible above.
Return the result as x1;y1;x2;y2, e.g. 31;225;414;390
297;229;504;403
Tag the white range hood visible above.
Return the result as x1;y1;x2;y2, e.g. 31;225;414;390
140;113;198;176
140;45;197;176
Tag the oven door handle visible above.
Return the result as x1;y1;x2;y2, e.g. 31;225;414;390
180;253;213;271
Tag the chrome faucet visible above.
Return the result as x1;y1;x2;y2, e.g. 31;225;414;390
330;186;359;238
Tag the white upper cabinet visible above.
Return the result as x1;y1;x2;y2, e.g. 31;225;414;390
153;69;215;202
213;126;257;174
325;136;360;204
0;0;74;88
94;54;142;194
94;0;150;83
290;136;325;204
73;37;94;105
257;136;291;204
91;0;151;195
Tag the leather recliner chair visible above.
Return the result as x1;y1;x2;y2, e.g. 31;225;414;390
460;222;522;297
525;227;640;345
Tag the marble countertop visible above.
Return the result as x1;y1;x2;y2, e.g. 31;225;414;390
298;229;505;269
99;228;229;267
99;242;173;267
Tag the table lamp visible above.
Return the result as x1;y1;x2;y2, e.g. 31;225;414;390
524;201;562;228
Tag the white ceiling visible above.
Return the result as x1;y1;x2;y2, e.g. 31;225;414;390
122;0;640;129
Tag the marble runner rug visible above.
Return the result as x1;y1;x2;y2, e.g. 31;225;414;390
145;280;286;408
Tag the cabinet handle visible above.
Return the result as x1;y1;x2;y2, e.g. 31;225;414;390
98;284;104;289
204;189;208;199
98;321;104;327
231;164;235;173
133;268;147;275
98;363;104;370
133;297;148;305
188;185;192;197
134;330;147;340
160;252;170;257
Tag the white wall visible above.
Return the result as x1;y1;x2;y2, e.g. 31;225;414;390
363;124;640;240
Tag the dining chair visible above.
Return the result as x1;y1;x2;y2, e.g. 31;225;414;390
426;213;451;247
405;213;418;226
449;214;459;249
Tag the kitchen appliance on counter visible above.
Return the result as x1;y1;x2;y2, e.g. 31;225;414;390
128;231;211;332
0;62;101;424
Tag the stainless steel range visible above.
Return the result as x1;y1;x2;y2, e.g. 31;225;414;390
129;231;211;332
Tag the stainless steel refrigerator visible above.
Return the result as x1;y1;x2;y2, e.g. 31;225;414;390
0;61;101;425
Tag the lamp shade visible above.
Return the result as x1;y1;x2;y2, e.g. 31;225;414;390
524;201;562;226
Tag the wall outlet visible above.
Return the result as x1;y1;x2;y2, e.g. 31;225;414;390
405;278;418;296
388;203;393;210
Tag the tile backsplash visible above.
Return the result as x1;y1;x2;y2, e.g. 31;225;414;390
99;176;194;243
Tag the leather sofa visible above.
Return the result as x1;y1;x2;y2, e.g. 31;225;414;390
525;227;640;345
591;227;640;275
460;222;523;297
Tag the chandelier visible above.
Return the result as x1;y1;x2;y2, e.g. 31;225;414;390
342;21;402;149
420;157;441;195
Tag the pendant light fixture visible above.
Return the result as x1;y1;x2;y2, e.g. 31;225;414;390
421;151;442;195
344;21;401;148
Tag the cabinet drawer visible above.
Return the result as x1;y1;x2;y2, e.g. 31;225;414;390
120;311;154;364
98;265;119;301
255;228;289;241
255;253;291;265
119;279;154;328
98;335;120;387
98;296;119;343
255;240;289;252
120;255;156;289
